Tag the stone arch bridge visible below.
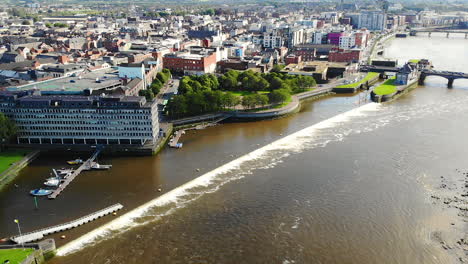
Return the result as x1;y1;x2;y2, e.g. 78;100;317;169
419;70;468;88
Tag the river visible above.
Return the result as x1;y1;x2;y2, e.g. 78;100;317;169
2;33;468;263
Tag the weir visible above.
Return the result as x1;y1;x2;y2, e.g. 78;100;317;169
56;103;381;257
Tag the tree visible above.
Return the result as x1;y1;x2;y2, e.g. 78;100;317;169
254;94;269;107
297;75;316;92
157;72;169;84
242;94;257;109
167;95;188;119
219;70;240;91
21;20;31;25
139;89;154;101
271;64;285;73
45;22;52;28
221;92;240;109
162;68;171;76
269;89;290;104
0;113;17;148
269;76;285;91
53;22;68;28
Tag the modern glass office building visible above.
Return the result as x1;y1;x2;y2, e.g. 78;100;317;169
0;90;159;147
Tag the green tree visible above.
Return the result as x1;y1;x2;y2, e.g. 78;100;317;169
0;113;17;148
269;76;285;91
242;94;257;109
162;68;171;76
157;71;170;84
167;95;188;118
219;70;239;90
269;89;290;104
271;64;285;73
21;20;31;25
221;92;240;109
53;22;68;28
139;89;154;101
254;94;269;107
297;75;316;92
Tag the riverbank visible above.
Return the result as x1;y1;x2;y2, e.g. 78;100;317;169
428;168;468;263
0;150;39;191
370;77;419;102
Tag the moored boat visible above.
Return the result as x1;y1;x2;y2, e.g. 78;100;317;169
90;163;112;170
30;189;52;196
44;178;61;187
67;159;83;165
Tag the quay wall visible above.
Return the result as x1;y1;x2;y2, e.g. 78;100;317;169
0;150;40;191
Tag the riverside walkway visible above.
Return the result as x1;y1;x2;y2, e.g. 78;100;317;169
48;147;103;199
10;203;123;244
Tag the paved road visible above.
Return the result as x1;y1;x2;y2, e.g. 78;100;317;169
157;78;180;123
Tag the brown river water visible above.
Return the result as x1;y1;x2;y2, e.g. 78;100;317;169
1;33;468;263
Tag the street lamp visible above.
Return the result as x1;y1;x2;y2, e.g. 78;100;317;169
14;219;24;250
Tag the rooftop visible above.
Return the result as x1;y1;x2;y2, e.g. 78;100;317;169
11;67;121;93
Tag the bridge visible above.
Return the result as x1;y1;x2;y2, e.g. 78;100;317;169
10;203;123;244
419;70;468;88
410;28;468;38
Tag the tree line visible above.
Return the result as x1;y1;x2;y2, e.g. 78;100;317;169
166;70;316;119
139;69;171;101
0;113;17;150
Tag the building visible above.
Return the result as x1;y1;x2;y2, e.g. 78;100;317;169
328;32;344;46
263;31;284;49
290;47;316;61
281;61;328;83
163;47;217;75
0;91;159;147
358;11;387;31
339;34;356;50
285;54;302;65
395;63;417;85
328;48;362;63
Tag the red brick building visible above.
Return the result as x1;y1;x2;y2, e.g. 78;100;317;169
290;47;316;62
328;48;362;63
285;54;302;65
163;49;217;75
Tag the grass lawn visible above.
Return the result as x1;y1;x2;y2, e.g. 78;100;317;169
373;77;397;95
335;72;380;89
0;150;29;175
227;91;269;96
0;248;35;263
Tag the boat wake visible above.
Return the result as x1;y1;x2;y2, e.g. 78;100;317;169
57;102;384;256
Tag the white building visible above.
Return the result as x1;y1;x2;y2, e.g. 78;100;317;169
358;11;387;31
339;35;356;50
263;32;283;48
313;32;326;45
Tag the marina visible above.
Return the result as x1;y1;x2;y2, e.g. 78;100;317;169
46;148;107;199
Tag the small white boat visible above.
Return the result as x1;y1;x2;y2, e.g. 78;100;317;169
55;168;73;175
44;178;60;187
91;163;112;170
30;189;52;196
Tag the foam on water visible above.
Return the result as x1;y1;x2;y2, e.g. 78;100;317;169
57;103;382;256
